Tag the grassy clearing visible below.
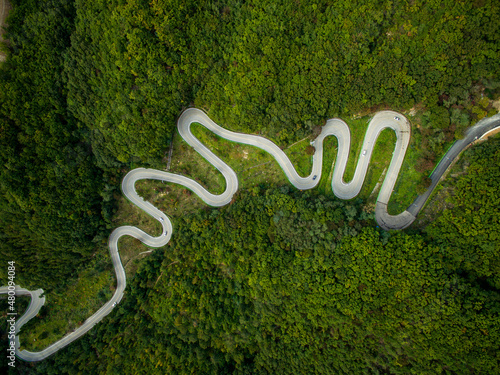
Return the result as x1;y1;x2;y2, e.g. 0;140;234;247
412;133;500;228
190;123;287;189
338;116;400;205
113;195;160;235
169;127;226;194
359;128;397;201
316;136;339;196
412;147;470;228
284;137;314;177
130;115;420;229
19;252;114;351
386;128;422;215
18;111;429;353
343;117;372;183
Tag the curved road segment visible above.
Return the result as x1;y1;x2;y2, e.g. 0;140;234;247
1;108;499;361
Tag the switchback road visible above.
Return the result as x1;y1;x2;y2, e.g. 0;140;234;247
2;108;499;361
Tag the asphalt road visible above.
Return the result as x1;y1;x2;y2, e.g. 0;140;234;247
406;112;500;220
0;286;45;333
1;108;499;361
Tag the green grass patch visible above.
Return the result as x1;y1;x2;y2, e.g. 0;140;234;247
317;136;339;196
359;128;397;201
152;117;416;217
15;111;447;354
387;135;422;215
335;116;398;204
332;116;397;204
284;137;313;177
19;253;114;351
190;123;287;190
343;117;372;182
170;126;226;194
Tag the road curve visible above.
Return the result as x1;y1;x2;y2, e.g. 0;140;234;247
406;112;500;221
1;108;499;361
0;286;45;333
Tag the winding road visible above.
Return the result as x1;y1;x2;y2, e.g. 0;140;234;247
2;108;500;361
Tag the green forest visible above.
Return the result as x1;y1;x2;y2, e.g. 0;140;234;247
22;139;500;374
0;0;499;373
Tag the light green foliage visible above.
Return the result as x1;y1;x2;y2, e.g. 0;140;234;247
33;189;500;374
65;0;500;161
1;1;499;373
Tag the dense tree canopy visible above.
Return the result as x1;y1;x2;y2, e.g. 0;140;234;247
64;0;500;165
1;0;499;290
31;187;500;374
426;138;500;290
0;1;499;373
0;0;112;291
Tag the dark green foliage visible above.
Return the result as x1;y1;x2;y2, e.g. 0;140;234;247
0;298;30;374
33;189;500;374
64;0;225;168
0;1;499;372
416;176;432;194
0;0;111;291
426;137;500;290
